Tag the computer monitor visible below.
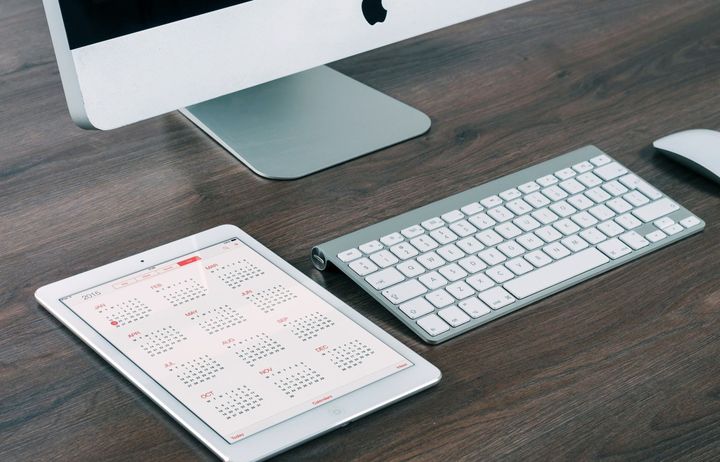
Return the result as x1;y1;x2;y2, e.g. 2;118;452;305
42;0;530;179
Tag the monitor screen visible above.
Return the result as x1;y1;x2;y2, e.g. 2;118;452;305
59;0;253;49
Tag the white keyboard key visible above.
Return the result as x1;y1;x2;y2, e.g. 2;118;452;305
417;314;450;336
479;286;516;310
396;259;425;277
542;185;568;201
514;214;541;232
390;242;419;260
461;202;484;216
418;271;448;289
506;198;533;215
590;154;612;166
645;230;667;243
466;273;495;292
525;192;551;208
543;242;571;260
410;234;439;252
576;172;602;188
349;258;379;276
445;281;474;300
532;207;559;225
555;168;576;180
619;231;649;250
456;236;484;254
399;297;435;319
579;227;607;245
633;198;680;222
567;194;594;210
653;217;675;230
597;238;632;259
369;250;400;268
496;222;522;239
478;248;506;265
585;187;611;203
380;232;404;246
594;162;627;181
481;195;503;208
597;220;624;237
439;263;468;282
606;198;632;214
401;225;425;238
486;265;515;283
559;178;585;195
458;255;487;274
619;174;662;200
518;181;540;193
536;175;558;187
468;213;497;230
553;218;581;236
417;252;445;270
438;306;471;327
497;240;525;258
426;289;455;308
623;190;650;207
588;204;615;221
449;220;478;237
500;188;522;201
504;248;609;299
458;298;491;318
524;250;553;267
571;211;599;228
549;200;577;217
680;216;701;228
366;267;405;290
476;229;504;246
615;213;642;230
487;206;515;222
359;240;383;254
382;279;427;305
437;244;465;262
602;180;629;196
664;223;683;235
505;257;534;275
430;227;458;244
421;217;444;230
535;225;563;243
517;233;544;250
338;248;362;262
441;209;465;223
573;161;594;173
561;235;589;252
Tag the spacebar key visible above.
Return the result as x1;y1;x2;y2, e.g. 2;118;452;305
503;248;609;299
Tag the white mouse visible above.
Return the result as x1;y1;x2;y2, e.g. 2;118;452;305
653;129;720;184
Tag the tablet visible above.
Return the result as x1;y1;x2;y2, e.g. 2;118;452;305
35;225;440;461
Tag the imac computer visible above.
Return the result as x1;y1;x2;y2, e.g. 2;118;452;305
42;0;530;179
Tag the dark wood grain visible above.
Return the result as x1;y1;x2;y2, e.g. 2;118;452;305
2;0;720;460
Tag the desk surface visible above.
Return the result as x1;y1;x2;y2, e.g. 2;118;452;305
2;0;720;460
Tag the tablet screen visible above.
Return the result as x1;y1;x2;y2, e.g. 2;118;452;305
60;238;412;443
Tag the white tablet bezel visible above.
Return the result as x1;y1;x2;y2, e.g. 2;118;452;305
35;225;441;462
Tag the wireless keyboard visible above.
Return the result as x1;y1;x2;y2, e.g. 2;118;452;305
311;146;705;344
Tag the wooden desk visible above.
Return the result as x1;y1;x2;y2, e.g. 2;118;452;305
2;0;719;459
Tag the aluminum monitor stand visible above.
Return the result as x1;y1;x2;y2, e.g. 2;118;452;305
180;66;431;180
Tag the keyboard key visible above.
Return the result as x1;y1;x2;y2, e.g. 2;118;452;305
561;234;589;252
426;289;455;308
486;265;515;283
559;178;585;195
476;229;504;246
653;217;675;230
450;220;478;237
615;213;642;230
359;240;383;254
597;238;632;259
481;195;503;208
487;206;515;222
417;251;445;269
504;248;609;299
624;190;650;207
579;227;607;244
438;306;471;327
505;257;534;275
390;242;419;260
366;267;405;290
518;181;540;193
421;217;444;230
382;279;427;305
437;244;465;262
349;258;379;276
479;286;516;309
602;180;628;196
543;242;571;260
567;194;594;210
535;225;562;243
369;250;400;268
664;223;683;235
399;297;435;319
550;200;577;217
645;230;667;243
397;259;426;277
417;314;450;336
590;154;612;166
439;263;468;282
542;185;568;201
588;204;615;221
410;234;439;252
458;255;487;273
620;174;662;200
418;271;448;289
524;250;553;267
571;211;598;228
553;218;581;236
338;248;362;262
632;198;680;222
585;187;611;203
458;298;491;318
680;216;701;228
500;188;522;201
619;231;649;250
468;213;497;230
555;168;576;180
597;220;624;237
573;161;594;173
537;175;558;187
461;202;484;216
401;225;425;238
576;172;602;188
517;233;544;250
496;222;522;239
514;214;541;231
497;240;525;258
445;281;474;300
456;236;484;254
532;207;559;225
478;248;507;265
525;192;551;208
594;162;627;180
506;198;533;215
606;198;632;214
380;232;404;246
441;210;465;223
466;273;495;292
430;227;458;244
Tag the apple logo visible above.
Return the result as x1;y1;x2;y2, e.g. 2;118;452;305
362;0;388;25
